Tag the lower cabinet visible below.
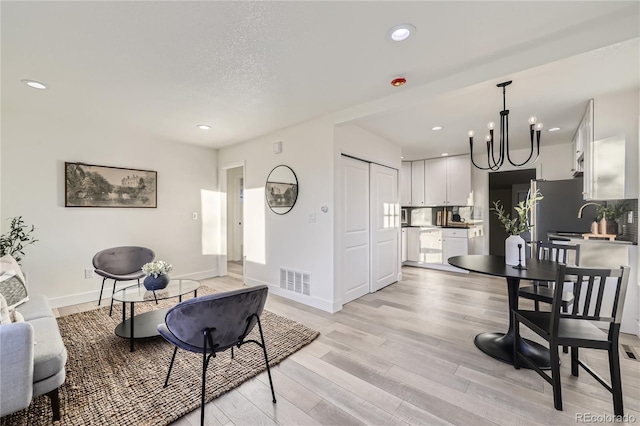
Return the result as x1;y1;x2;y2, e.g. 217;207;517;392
401;228;408;263
406;227;420;262
442;229;469;264
402;227;469;273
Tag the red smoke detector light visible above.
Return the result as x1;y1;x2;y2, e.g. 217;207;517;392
391;77;407;87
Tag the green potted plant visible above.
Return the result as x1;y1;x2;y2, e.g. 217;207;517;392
491;190;543;266
0;216;38;264
596;201;630;235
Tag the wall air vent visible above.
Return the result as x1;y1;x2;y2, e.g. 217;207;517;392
279;268;311;296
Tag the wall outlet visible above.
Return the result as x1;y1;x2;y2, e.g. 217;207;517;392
84;268;94;279
628;211;633;224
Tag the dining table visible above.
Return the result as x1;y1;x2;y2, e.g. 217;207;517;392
448;254;559;369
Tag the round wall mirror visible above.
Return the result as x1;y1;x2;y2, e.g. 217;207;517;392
265;165;298;215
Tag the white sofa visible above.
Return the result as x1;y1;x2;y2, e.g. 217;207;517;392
0;294;67;420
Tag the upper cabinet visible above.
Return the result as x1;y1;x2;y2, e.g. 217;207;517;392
411;160;425;206
582;90;639;200
425;155;471;206
400;162;412;206
401;155;472;207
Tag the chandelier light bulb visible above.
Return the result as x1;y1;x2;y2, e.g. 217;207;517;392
467;130;475;138
535;123;544;131
528;116;537;125
485;135;492;142
487;122;495;130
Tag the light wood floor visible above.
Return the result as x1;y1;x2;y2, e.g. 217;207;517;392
56;265;640;426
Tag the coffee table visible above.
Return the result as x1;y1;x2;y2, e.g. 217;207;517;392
113;279;200;351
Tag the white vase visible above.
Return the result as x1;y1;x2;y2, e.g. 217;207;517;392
505;234;526;266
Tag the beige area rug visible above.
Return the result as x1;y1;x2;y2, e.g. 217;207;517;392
1;286;319;426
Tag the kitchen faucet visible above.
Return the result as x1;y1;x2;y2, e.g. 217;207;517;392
577;202;602;218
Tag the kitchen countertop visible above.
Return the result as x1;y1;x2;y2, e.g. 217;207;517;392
547;232;636;245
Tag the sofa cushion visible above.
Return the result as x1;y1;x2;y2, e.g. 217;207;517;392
29;317;67;382
15;294;54;322
0;255;29;308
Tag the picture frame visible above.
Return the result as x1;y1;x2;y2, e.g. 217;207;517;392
65;162;157;208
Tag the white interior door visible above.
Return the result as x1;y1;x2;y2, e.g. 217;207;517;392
341;156;370;304
370;163;399;292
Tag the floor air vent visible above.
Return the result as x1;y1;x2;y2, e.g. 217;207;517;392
279;268;311;296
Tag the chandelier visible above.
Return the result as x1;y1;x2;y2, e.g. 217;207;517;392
467;80;543;171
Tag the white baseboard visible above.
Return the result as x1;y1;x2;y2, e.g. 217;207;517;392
397;272;403;282
48;269;219;309
244;276;342;313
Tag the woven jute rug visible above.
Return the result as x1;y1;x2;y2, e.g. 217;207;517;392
1;285;319;426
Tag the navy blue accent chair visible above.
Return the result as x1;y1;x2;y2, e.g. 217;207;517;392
157;285;276;426
92;246;155;315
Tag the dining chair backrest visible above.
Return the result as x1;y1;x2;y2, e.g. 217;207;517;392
536;241;580;266
164;285;269;352
551;264;630;334
92;246;155;275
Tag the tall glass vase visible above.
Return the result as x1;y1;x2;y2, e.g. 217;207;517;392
505;234;526;266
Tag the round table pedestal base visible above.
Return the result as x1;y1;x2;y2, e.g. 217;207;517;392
474;332;551;370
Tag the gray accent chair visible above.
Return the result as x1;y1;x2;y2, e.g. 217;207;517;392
0;294;67;420
92;246;155;315
157;285;276;426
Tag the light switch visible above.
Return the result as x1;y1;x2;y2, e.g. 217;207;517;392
308;212;316;223
628;211;633;224
192;212;198;220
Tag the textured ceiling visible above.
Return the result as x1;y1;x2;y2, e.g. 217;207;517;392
2;1;639;154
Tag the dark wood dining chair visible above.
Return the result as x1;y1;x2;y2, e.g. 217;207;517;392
519;241;580;353
513;263;630;416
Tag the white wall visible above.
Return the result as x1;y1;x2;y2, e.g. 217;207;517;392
1;110;219;307
218;117;338;312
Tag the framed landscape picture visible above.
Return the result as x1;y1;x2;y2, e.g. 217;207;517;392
65;162;157;208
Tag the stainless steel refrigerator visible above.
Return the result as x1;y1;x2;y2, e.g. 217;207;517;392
528;179;593;244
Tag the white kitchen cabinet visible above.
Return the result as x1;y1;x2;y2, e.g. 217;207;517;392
442;228;469;265
423;158;447;205
411;161;425;206
406;227;420;262
419;228;442;264
400;162;412;206
423;155;471;206
446;155;471;206
401;228;408;262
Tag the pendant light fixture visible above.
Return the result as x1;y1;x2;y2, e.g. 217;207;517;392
468;80;543;171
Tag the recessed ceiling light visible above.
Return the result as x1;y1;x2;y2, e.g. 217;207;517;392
548;127;560;132
401;156;404;159
21;79;47;90
432;126;443;131
197;124;211;130
389;23;416;42
441;153;449;157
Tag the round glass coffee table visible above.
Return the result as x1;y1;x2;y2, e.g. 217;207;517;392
113;279;200;351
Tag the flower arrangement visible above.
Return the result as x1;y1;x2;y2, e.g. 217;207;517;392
491;189;543;235
141;260;173;278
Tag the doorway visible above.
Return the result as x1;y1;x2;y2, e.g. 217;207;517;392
226;166;244;279
488;169;536;256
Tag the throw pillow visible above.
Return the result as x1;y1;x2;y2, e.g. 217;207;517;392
0;293;10;325
0;255;29;308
